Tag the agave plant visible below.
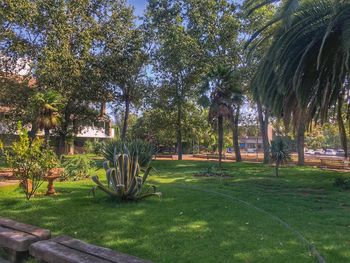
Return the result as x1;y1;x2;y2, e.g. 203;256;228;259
92;149;161;201
103;139;156;168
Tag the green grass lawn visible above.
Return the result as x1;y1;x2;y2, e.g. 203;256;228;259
0;161;350;262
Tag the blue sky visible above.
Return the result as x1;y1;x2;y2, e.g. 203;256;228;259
127;0;148;17
127;0;244;17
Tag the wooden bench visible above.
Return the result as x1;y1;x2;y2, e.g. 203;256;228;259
192;154;230;160
206;154;226;160
320;159;350;170
29;236;151;263
154;154;173;160
192;154;207;159
0;258;10;263
0;218;51;263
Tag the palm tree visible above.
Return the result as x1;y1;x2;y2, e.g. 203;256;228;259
206;65;242;166
245;0;299;42
250;0;350;164
31;91;62;146
337;93;348;158
270;137;291;177
209;89;232;166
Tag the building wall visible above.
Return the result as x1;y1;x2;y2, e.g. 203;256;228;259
0;121;115;146
239;124;275;151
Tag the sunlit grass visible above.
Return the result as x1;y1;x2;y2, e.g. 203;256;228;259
0;161;349;262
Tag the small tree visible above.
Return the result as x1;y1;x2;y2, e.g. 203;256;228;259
270;137;291;177
6;123;58;200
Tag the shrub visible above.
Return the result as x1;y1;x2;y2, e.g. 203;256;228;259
61;155;92;181
270;137;291;177
84;140;105;155
84;140;94;153
103;139;156;167
193;164;230;177
334;176;350;190
5;122;58;200
92;148;161;201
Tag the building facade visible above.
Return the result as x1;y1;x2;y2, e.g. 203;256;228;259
239;125;274;152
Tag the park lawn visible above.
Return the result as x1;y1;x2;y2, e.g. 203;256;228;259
0;161;350;263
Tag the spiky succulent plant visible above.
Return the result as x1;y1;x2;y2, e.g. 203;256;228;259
103;139;156;168
92;149;161;201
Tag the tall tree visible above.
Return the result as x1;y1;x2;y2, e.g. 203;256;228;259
231;102;242;162
248;0;350;164
205;65;241;165
1;0;135;154
100;6;149;141
0;1;39;132
145;0;204;160
337;93;348;158
242;1;276;164
185;0;242;162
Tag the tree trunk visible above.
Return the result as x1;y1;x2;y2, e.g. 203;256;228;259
100;102;106;117
121;99;130;141
68;138;75;155
176;105;183;160
218;115;223;166
57;107;71;156
44;128;50;147
275;160;279;177
297;116;305;166
256;97;270;164
337;95;348;158
232;106;242;162
58;134;66;156
29;123;38;145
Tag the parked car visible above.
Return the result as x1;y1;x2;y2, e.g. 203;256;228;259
336;149;345;156
325;149;337;156
247;148;256;153
314;149;325;155
305;149;315;155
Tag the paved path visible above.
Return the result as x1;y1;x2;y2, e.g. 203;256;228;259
0;180;19;187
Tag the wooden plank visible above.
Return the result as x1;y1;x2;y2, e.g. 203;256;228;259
0;218;50;240
0;257;10;263
29;236;152;263
0;226;42;251
30;240;110;263
2;248;28;263
0;217;50;262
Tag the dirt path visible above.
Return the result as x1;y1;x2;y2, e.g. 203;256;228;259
0;168;18;187
0;180;19;187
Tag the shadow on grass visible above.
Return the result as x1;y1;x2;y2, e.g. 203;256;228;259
0;160;349;262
